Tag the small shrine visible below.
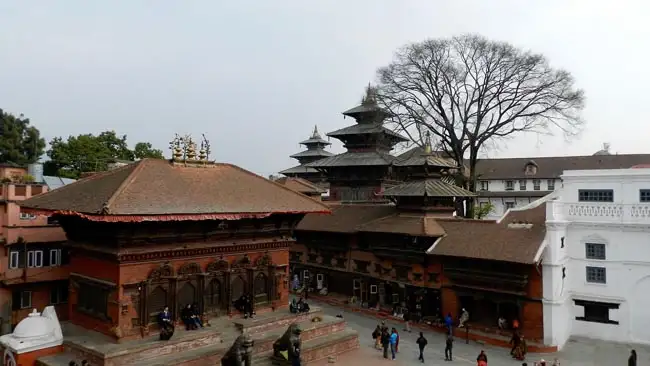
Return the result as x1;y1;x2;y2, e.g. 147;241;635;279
0;307;63;366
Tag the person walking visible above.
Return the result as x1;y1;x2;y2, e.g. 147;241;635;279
389;328;398;360
444;313;453;335
445;334;454;361
381;328;390;359
403;309;412;332
476;350;488;366
416;332;427;363
629;350;637;366
372;325;382;350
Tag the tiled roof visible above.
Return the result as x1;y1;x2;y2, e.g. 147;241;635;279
305;151;395;168
296;202;546;264
274;177;326;194
393;154;458;168
290;149;334;159
357;213;446;237
383;179;476;197
327;124;407;142
431;204;547;264
20;159;330;219
296;204;397;233
397;147;650;180
279;165;320;175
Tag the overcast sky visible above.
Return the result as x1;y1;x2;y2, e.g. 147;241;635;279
1;1;648;176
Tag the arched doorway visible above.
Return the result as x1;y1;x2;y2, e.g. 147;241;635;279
231;276;247;302
254;273;268;304
148;285;168;323
178;282;196;308
206;278;222;311
631;276;650;342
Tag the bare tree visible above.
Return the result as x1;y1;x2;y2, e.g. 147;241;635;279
377;34;585;214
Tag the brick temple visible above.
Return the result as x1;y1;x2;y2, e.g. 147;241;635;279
6;136;359;365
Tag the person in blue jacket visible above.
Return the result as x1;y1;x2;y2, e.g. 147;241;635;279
444;313;453;335
389;327;398;360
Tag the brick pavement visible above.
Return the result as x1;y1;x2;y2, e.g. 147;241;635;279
311;298;646;365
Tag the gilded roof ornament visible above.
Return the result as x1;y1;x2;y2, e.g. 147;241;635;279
170;134;213;163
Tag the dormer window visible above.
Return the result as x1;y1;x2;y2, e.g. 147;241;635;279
525;160;538;176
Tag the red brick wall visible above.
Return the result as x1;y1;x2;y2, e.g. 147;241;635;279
116;249;289;340
527;265;543;299
12;284;69;326
71;254;119;283
441;287;459;319
521;301;544;340
13;345;64;366
68;253;120;338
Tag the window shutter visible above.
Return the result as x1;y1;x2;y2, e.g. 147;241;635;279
61;250;70;265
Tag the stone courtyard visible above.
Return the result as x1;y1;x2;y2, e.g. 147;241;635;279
313;300;646;366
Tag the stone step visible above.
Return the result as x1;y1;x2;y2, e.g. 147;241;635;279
130;315;351;366
287;328;359;365
234;306;323;334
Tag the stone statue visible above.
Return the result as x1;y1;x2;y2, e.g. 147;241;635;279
221;333;254;366
272;323;302;364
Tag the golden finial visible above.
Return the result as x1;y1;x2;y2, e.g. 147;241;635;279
185;136;197;160
169;134;183;160
201;134;211;161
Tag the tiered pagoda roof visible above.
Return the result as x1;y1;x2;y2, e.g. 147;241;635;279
279;126;333;176
306;86;408;169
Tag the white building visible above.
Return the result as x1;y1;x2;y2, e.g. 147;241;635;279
541;168;650;349
397;144;650;220
475;150;650;220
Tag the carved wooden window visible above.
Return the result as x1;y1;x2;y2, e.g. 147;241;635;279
354;260;370;274
254;273;268;304
289;251;303;263
77;282;109;319
207;279;221;308
307;253;318;263
231;276;246;301
148;286;167;315
177;282;196;307
394;266;409;281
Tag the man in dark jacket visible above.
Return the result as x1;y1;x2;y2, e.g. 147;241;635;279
629;349;637;366
445;334;454;361
416;332;427;363
381;328;390;359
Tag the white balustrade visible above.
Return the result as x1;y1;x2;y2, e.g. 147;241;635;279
559;202;650;224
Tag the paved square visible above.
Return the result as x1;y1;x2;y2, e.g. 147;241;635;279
313;300;647;365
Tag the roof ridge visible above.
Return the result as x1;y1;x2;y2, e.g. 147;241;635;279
219;163;331;212
101;159;148;214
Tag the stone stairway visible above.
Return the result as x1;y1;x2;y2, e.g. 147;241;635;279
37;307;358;366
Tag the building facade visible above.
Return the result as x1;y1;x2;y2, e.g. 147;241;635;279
0;163;74;334
293;129;549;342
20;155;329;341
541;168;650;348
475;152;650;219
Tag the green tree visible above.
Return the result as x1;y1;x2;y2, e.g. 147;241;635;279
44;131;164;178
133;142;164;159
0;109;46;165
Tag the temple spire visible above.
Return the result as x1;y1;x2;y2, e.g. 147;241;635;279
311;125;320;138
423;131;433;154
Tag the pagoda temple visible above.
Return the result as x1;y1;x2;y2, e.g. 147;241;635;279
292;126;549;348
306;86;408;203
279;126;333;188
14;136;361;365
